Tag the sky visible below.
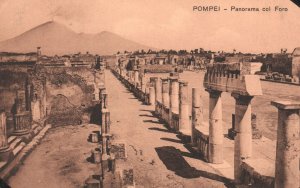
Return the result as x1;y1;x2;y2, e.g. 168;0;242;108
0;0;299;53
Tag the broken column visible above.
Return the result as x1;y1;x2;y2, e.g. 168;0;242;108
191;88;204;145
232;94;253;183
271;101;300;188
207;89;223;164
169;78;179;129
179;81;190;136
154;78;162;115
0;111;12;161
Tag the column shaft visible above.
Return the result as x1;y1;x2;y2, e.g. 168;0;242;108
149;87;155;107
169;78;179;128
233;94;253;183
179;81;190;135
0;112;8;150
191;88;203;145
275;108;299;188
155;78;162;115
208;90;223;164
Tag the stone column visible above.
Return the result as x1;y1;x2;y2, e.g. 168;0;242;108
99;87;106;103
232;94;253;183
169;78;179;129
161;79;170;122
207;89;223;164
134;69;139;88
141;75;146;93
161;79;170;107
149;87;155;108
0;112;8;150
179;81;190;135
0;111;12;161
101;109;110;135
271;101;300;188
101;135;110;171
25;81;31;111
100;91;108;109
155;78;162;103
155;78;162;115
191;88;203;145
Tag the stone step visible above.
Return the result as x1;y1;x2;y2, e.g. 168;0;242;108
9;138;22;150
12;142;26;156
33;125;42;135
7;136;17;145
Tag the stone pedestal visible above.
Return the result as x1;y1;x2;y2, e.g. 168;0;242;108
271;101;300;188
13;111;32;138
191;88;204;145
91;133;99;143
169;78;179;128
93;150;101;163
179;81;190;135
232;94;253;183
207;90;223;164
0;112;12;161
109;154;116;173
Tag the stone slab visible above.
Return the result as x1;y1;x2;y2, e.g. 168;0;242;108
271;100;300;109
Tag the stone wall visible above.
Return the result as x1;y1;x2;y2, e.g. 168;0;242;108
42;66;96;126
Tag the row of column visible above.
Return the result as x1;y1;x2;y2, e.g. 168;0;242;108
150;77;191;135
114;68;299;187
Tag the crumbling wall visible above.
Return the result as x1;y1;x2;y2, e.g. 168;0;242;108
44;67;96;126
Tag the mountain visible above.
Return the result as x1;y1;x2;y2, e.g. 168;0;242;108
0;21;153;55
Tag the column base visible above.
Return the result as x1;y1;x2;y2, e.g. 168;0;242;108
208;143;223;164
0;146;13;162
12;129;33;143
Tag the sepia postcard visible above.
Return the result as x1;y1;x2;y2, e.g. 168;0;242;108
0;0;299;188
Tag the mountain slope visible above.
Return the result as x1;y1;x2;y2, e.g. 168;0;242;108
0;21;153;55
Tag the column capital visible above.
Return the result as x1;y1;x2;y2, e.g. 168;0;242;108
161;78;169;83
169;77;178;82
179;80;188;86
271;100;300;110
231;93;254;104
206;89;222;96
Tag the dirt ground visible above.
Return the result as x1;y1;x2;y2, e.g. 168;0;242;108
8;124;101;188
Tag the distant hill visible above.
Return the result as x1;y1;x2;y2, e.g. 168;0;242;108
0;21;153;55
